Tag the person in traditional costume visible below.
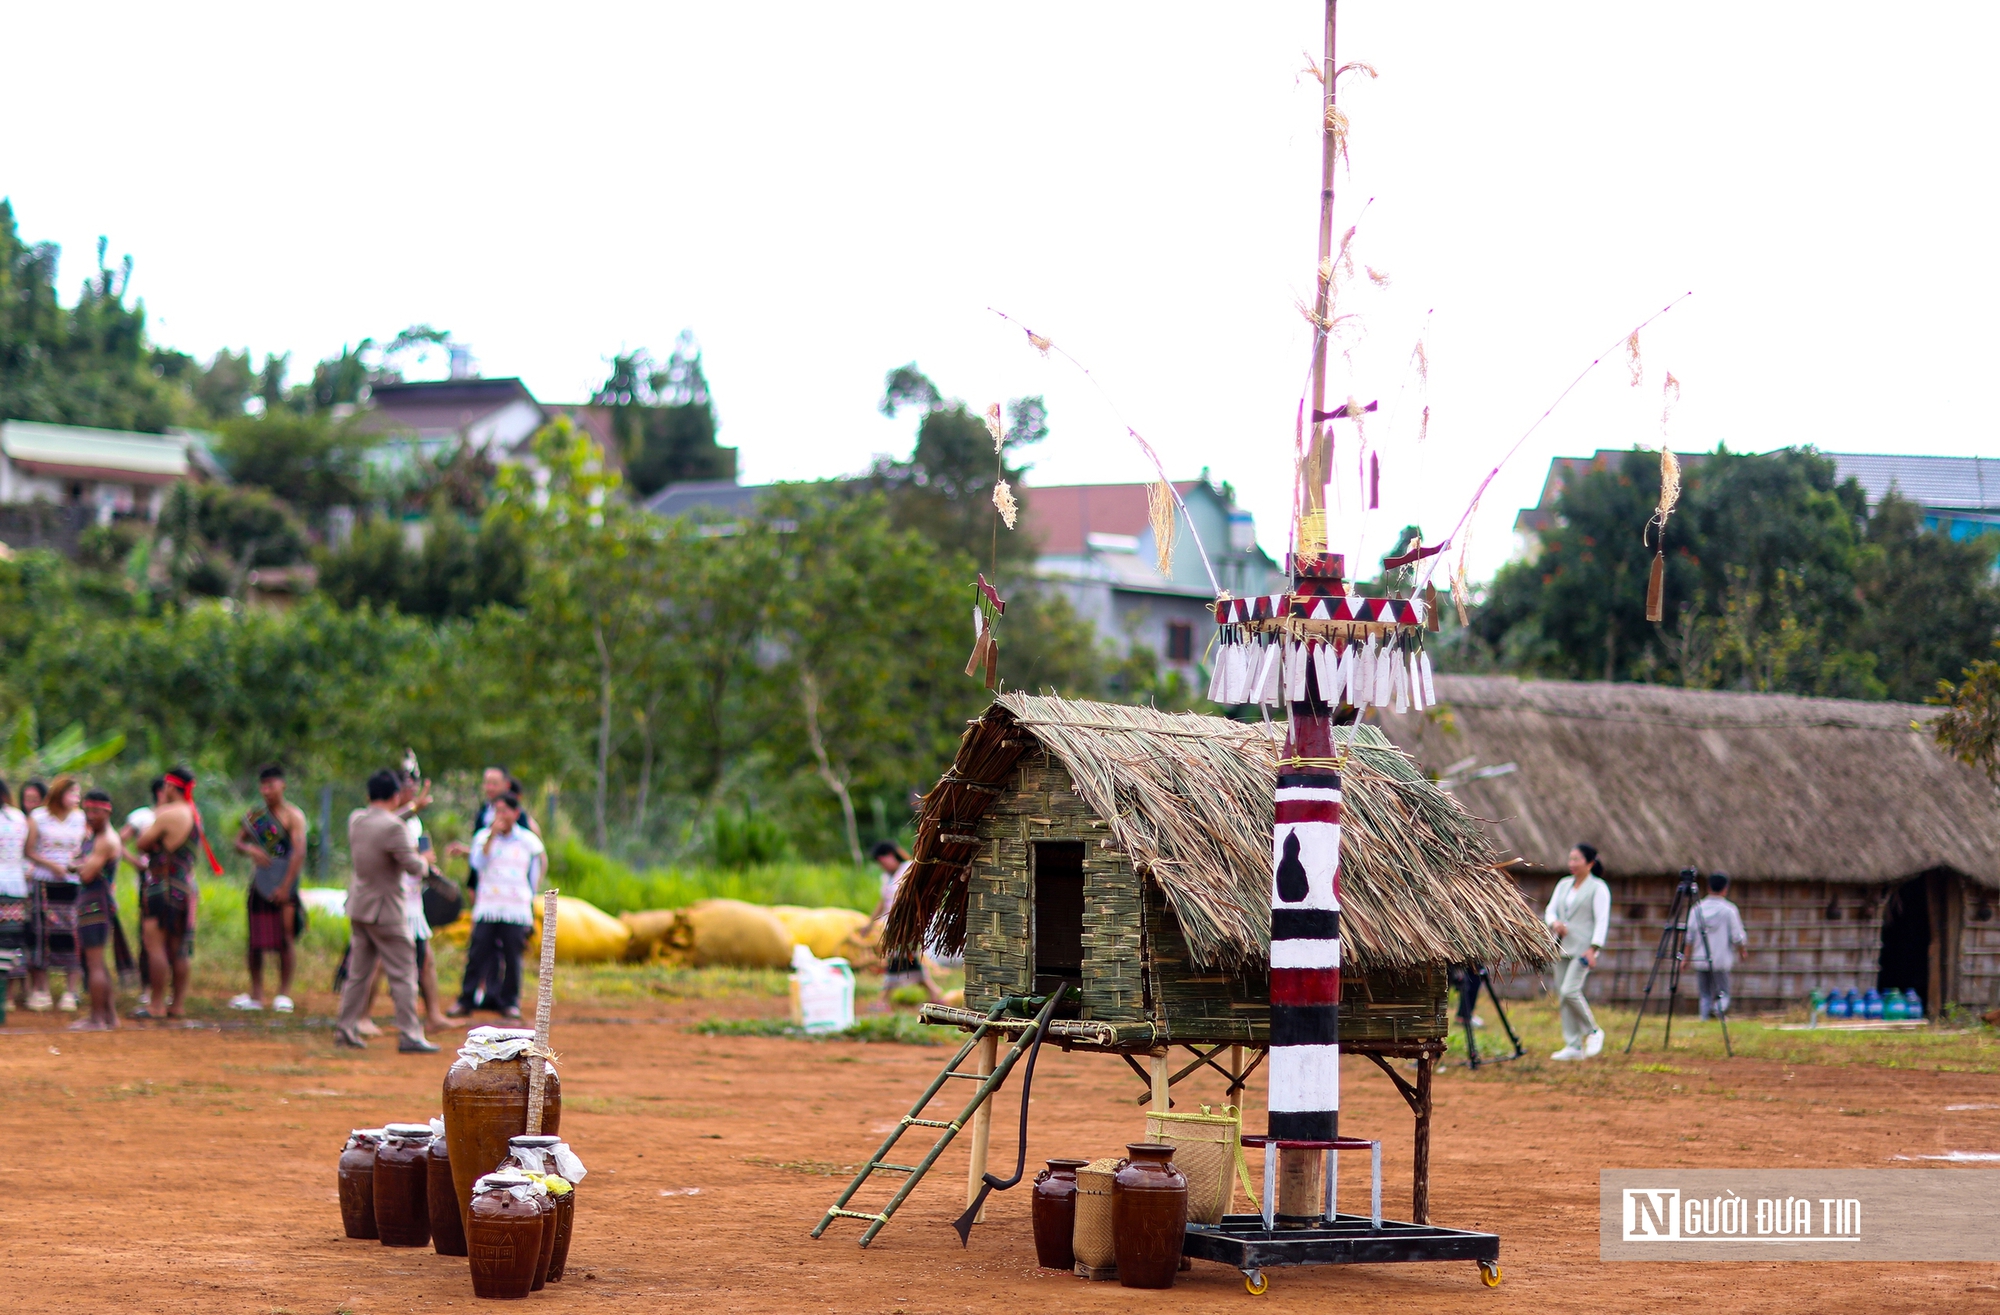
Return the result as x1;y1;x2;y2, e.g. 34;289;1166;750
25;776;87;1012
72;791;122;1030
0;780;28;1009
134;768;209;1020
232;765;307;1013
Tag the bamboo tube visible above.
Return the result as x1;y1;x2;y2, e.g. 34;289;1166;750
525;887;559;1135
964;1033;998;1223
1151;1051;1171;1112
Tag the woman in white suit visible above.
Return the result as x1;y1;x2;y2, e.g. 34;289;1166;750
1546;843;1610;1060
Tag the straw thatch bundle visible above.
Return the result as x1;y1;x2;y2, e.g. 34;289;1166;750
886;693;1552;974
1380;675;2000;886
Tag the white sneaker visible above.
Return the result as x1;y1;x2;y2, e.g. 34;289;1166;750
1550;1046;1582;1061
228;994;264;1011
26;990;53;1012
273;995;294;1014
138;989;151;1007
57;991;77;1012
1584;1028;1605;1057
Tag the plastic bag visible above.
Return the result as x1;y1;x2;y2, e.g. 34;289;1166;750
788;943;856;1034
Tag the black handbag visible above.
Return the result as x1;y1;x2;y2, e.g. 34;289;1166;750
422;871;465;929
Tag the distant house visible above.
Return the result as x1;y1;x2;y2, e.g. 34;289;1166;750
1514;448;2000;558
641;474;1285;675
355;377;620;474
0;420;214;522
1026;480;1286;676
1378;674;2000;1014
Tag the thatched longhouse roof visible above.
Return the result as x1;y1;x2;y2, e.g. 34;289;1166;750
886;693;1554;975
1377;675;2000;887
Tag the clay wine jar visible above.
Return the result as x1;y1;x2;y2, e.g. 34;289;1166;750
443;1056;561;1242
1031;1158;1090;1270
467;1173;543;1300
428;1132;468;1257
528;1182;557;1291
1111;1142;1188;1289
373;1124;434;1247
338;1129;384;1240
545;1178;576;1282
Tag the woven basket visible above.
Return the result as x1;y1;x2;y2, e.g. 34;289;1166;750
1071;1157;1122;1269
1145;1105;1241;1224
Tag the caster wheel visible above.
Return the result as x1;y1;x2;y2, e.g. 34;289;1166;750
1479;1261;1502;1288
1244;1270;1269;1295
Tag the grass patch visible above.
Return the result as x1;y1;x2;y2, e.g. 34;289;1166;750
1451;996;2000;1077
545;836;876;916
690;1013;944;1046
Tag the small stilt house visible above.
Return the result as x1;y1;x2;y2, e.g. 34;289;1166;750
885;693;1553;1219
1379;675;2000;1015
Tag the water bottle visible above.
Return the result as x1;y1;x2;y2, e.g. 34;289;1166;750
1828;991;1850;1019
1863;989;1884;1020
1884;991;1907;1020
1809;989;1826;1020
1905;988;1924;1018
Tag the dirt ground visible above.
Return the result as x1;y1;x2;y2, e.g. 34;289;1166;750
6;990;2000;1314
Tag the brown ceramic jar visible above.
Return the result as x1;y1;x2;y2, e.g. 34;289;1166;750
545;1177;576;1282
1111;1142;1187;1289
502;1136;563;1291
373;1124;434;1247
428;1133;468;1257
442;1051;561;1242
1031;1158;1090;1270
337;1129;384;1240
467;1173;544;1300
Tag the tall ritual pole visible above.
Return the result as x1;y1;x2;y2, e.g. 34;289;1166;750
1267;0;1345;1156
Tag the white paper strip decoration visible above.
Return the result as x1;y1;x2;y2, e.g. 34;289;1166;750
1257;642;1284;705
1373;639;1395;709
1392;644;1410;713
1420;650;1437;705
1208;644;1229;703
1314;640;1337;704
1355;637;1377;707
1285;640;1308;701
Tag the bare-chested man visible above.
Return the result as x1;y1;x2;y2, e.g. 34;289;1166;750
232;765;306;1012
134;767;204;1019
72;791;122;1031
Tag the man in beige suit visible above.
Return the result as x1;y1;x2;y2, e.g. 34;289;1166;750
336;769;438;1052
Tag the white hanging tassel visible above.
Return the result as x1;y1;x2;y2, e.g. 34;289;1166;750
1285;639;1309;701
1407;649;1426;711
1392;640;1410;713
1232;640;1255;703
1420;649;1437;705
1257;641;1284;706
1334;639;1356;706
1314;640;1338;704
1355;635;1377;706
1373;637;1395;708
1208;639;1230;703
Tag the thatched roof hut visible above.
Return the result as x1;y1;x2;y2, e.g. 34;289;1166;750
1379;675;2000;885
1378;676;2000;1011
887;693;1551;991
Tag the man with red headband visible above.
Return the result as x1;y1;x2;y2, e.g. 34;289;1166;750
73;791;122;1031
134;766;215;1020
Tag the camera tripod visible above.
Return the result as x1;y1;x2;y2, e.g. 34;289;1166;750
1623;870;1733;1057
1456;964;1525;1068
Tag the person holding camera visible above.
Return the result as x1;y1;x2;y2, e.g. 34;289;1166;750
1546;843;1611;1060
1686;871;1747;1020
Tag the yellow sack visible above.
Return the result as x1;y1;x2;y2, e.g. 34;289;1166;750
658;898;793;969
770;905;870;960
619;909;681;962
525;896;633;964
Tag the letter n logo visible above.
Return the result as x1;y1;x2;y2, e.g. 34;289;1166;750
1622;1188;1680;1240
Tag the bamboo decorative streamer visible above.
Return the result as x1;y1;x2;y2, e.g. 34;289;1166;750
1644;447;1682;623
1148;477;1178;574
525;886;559;1135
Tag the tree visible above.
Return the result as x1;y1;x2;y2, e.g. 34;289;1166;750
1932;642;2000;782
872;363;1047;573
212;412;372;522
0;203;181;432
1851;493;2000;703
592;332;735;497
316;508;527;620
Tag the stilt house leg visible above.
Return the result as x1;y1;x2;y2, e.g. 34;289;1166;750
965;1032;997;1222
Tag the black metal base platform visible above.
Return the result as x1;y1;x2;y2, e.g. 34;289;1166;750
1183;1213;1499;1290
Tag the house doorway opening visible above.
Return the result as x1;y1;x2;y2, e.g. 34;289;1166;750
1877;875;1932;1004
1032;841;1085;1017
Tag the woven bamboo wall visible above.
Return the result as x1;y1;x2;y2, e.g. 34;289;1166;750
961;745;1447;1041
1497;872;2000;1008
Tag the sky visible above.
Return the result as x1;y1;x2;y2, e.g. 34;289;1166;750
6;2;1997;584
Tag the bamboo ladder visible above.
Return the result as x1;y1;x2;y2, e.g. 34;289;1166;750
811;997;1049;1247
